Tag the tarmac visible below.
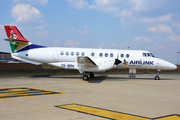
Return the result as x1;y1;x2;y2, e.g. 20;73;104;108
0;74;180;120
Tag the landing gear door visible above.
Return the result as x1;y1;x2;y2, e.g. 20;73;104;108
53;51;59;62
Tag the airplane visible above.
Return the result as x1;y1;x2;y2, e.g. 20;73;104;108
3;25;177;80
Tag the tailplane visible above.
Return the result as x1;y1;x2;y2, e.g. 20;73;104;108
4;25;30;53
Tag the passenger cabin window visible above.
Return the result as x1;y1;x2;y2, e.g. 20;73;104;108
120;54;124;58
76;52;79;56
110;53;113;57
66;51;69;55
91;52;95;57
60;51;64;55
81;52;85;56
99;53;103;57
105;53;108;57
126;54;130;58
71;52;74;56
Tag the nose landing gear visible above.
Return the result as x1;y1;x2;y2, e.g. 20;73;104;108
154;69;161;80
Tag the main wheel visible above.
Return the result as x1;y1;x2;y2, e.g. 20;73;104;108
89;72;94;78
83;75;89;81
154;76;160;80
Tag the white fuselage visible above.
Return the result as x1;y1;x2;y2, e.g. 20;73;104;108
11;47;177;72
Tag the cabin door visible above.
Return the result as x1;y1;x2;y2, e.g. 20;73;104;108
53;51;59;62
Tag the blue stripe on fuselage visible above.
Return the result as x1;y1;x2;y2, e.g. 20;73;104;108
16;44;46;52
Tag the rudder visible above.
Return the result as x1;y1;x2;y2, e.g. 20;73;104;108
4;25;30;53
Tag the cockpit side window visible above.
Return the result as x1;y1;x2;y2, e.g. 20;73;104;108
143;53;155;57
147;53;151;57
143;53;146;57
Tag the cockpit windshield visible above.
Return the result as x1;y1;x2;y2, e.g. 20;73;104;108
143;53;155;57
149;53;155;57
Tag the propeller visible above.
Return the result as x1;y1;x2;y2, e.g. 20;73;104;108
114;49;122;74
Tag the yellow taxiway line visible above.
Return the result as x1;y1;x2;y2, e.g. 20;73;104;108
56;104;180;120
0;87;67;99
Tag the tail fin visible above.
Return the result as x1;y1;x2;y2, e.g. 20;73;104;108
4;25;30;53
4;26;29;42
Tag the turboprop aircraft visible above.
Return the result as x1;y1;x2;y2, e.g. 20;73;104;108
4;25;177;80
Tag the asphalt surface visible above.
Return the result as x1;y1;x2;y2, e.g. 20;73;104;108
0;74;180;120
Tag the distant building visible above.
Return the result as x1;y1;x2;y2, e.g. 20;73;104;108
0;52;21;63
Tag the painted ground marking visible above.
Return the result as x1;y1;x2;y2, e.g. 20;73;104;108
56;104;180;120
0;87;67;99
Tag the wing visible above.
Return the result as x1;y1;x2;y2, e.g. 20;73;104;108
77;56;98;67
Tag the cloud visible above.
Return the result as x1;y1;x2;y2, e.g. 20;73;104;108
110;43;117;47
134;36;151;43
54;39;61;47
66;0;120;12
130;0;147;11
140;14;172;23
36;25;45;29
149;24;172;33
64;39;80;47
159;45;166;49
94;0;117;6
172;21;180;31
114;10;132;17
35;31;48;37
99;43;108;48
66;0;96;9
13;0;48;6
78;24;89;34
104;7;119;12
167;34;180;42
11;4;42;22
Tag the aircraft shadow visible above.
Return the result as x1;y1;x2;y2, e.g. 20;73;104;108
30;75;177;82
88;75;177;83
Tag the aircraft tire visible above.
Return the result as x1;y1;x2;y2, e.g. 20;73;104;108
89;73;94;78
83;75;89;81
154;76;160;80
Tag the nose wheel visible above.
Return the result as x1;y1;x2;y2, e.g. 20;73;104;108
154;69;160;80
155;76;160;80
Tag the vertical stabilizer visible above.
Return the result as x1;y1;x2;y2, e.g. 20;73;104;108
4;26;29;42
4;25;30;53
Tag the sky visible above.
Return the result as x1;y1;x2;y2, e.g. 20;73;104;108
0;0;180;64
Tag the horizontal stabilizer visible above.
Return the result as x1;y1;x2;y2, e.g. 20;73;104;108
4;38;29;43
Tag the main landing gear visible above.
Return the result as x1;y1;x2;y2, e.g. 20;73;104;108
154;69;161;80
82;72;94;81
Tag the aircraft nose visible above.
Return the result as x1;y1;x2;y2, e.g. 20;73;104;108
172;64;177;69
159;59;177;70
